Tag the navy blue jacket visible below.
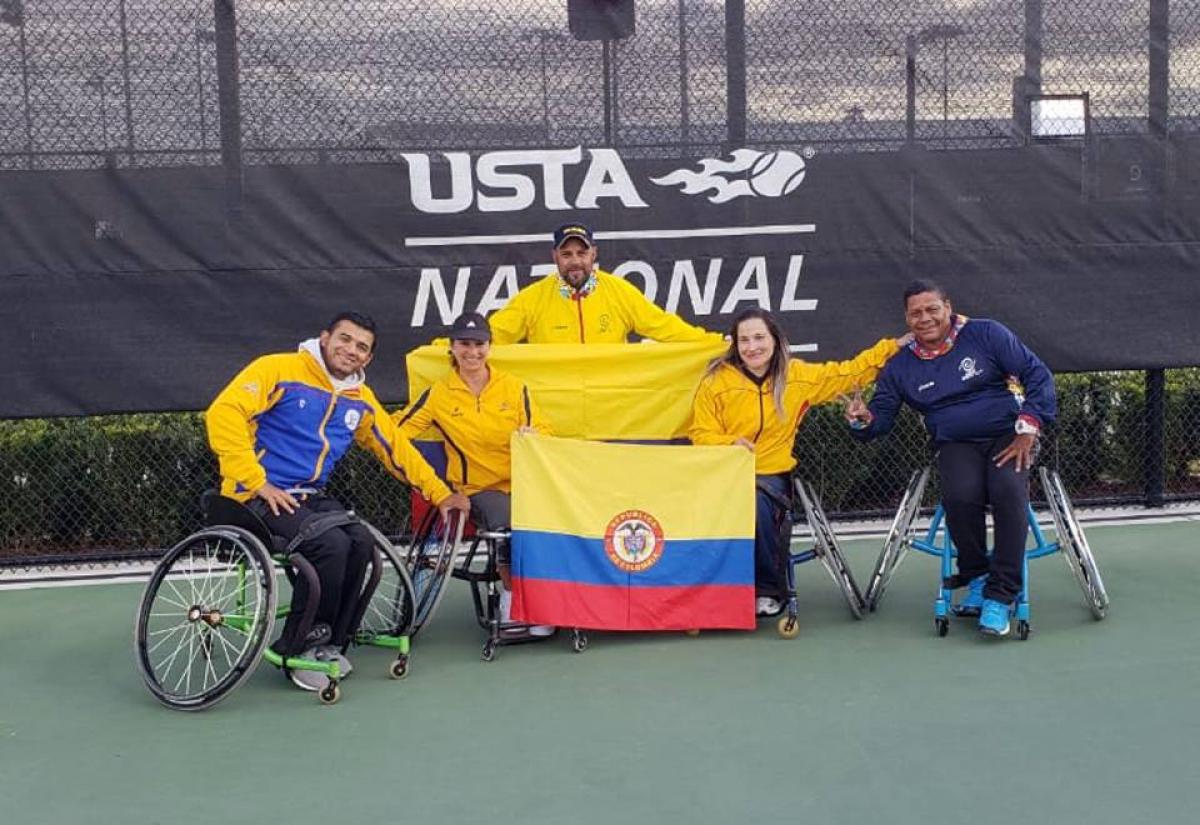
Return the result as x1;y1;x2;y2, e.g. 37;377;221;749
853;318;1056;444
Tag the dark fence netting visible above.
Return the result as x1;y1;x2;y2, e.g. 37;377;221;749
2;369;1198;565
2;1;1199;562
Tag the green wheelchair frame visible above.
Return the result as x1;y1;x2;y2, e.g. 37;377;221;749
134;495;426;710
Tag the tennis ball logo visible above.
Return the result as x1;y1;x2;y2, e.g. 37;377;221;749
748;150;807;197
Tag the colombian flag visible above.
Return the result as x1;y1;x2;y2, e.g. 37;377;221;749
406;341;726;440
510;434;756;631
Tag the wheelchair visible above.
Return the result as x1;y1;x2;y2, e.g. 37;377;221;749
863;466;1110;640
397;504;466;638
773;477;867;639
452;525;590;661
134;493;419;710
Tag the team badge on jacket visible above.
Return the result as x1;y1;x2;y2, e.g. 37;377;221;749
958;356;983;382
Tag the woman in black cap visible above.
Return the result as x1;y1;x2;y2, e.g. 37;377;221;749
394;311;553;634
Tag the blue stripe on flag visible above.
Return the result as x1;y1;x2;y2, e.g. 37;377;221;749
512;529;754;588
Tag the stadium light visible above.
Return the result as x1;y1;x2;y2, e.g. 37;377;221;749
1029;93;1090;140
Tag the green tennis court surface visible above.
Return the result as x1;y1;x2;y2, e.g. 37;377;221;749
2;521;1198;825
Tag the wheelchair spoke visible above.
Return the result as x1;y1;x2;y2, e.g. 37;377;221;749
136;525;278;710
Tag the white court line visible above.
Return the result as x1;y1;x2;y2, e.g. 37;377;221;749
6;511;1198;591
404;223;817;247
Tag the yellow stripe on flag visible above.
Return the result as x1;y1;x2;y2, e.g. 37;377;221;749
510;433;755;540
406;340;727;441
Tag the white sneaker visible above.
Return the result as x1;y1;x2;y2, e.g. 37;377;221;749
756;597;783;617
288;647;330;692
499;589;554;636
314;644;352;678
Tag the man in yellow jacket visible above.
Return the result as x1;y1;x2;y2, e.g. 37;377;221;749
487;223;724;345
206;311;469;690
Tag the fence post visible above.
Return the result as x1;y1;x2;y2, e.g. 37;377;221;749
213;0;243;216
1013;0;1042;141
725;0;746;150
1148;0;1168;140
118;0;136;159
1145;368;1166;507
905;35;916;144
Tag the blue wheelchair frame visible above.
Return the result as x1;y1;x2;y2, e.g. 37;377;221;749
917;503;1057;640
866;466;1109;640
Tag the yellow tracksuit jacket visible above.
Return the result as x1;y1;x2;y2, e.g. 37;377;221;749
205;348;452;505
393;366;550;495
487;269;724;345
690;337;900;475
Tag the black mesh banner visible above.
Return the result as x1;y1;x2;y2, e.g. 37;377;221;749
3;139;1198;418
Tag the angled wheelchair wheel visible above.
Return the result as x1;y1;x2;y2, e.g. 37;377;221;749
864;467;929;612
134;526;277;711
355;521;418;641
400;508;465;638
794;480;864;619
1040;468;1109;619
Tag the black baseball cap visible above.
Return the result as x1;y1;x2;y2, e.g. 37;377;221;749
448;312;491;342
553;223;595;249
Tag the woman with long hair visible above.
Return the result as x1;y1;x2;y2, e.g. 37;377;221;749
690;307;908;617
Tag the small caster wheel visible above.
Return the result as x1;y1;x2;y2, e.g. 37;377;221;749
571;631;589;653
935;617;949;637
389;655;409;680
684;628;700;637
777;615;800;639
1017;620;1030;641
318;681;341;705
481;641;497;662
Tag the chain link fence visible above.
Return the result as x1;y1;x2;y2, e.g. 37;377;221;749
2;369;1198;565
3;2;1199;564
3;1;1199;167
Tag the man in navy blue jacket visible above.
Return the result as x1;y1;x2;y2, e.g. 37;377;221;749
845;280;1056;636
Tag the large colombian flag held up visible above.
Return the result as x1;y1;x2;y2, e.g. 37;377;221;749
510;433;756;631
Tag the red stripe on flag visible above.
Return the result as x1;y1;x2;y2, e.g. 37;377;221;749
512;578;755;631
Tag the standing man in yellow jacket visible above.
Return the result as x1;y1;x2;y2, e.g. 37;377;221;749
487;223;724;345
206;311;469;690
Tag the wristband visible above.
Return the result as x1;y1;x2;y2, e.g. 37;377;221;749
1014;415;1040;436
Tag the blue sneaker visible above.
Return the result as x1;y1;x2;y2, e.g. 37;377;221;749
951;574;987;617
978;599;1013;637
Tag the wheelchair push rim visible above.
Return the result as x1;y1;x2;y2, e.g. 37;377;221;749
864;467;928;612
355;521;419;642
795;480;865;619
1040;468;1109;619
403;508;465;638
134;526;277;711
